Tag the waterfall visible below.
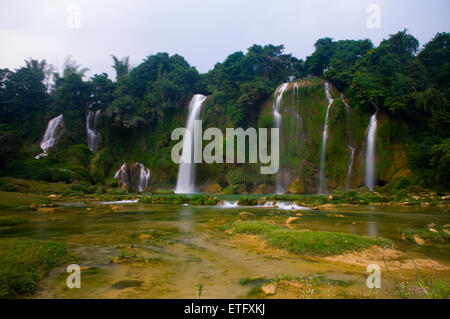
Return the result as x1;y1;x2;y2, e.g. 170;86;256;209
114;162;151;192
174;94;207;194
35;114;64;159
292;82;299;107
340;93;351;113
346;146;356;190
114;163;128;186
273;83;289;194
341;94;355;190
86;110;101;151
138;163;151;192
365;109;378;191
318;82;334;194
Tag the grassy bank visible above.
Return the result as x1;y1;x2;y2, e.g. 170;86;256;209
221;221;392;256
400;225;450;244
0;238;75;298
0;216;28;227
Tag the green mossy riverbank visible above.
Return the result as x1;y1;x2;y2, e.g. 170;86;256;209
0;238;75;298
220;221;392;256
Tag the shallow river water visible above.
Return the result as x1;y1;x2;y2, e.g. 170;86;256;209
1;201;449;299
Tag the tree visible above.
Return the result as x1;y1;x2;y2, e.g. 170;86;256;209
304;37;336;76
111;55;131;82
418;32;450;89
62;55;89;79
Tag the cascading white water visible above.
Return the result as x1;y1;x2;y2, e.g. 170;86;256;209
86;110;101;151
175;94;207;194
318;83;334;194
340;93;351;113
114;162;151;192
365;110;378;191
341;94;355;190
346;146;356;190
138;163;151;192
273;83;289;194
114;162;128;185
35;114;64;159
292;82;299;106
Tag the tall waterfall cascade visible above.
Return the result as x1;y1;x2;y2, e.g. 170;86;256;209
273;83;289;194
365;107;378;191
86;110;102;152
346;146;356;190
318;82;334;194
292;82;299;107
341;94;355;190
174;94;207;194
114;162;151;192
35;114;64;159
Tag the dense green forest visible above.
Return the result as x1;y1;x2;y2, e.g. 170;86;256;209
0;30;448;192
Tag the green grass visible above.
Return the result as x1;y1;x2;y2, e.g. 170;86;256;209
0;216;28;227
400;226;450;244
0;191;49;209
0;238;75;298
221;221;393;256
0;177;72;194
393;271;450;299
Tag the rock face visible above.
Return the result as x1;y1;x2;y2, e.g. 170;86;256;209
114;162;151;192
253;184;275;194
286;177;306;194
203;183;222;194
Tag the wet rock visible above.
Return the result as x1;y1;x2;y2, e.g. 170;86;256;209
239;212;255;221
139;234;152;240
427;223;436;228
261;283;277;295
286;217;300;225
48;194;59;199
428;228;438;233
414;236;426;246
37;207;55;213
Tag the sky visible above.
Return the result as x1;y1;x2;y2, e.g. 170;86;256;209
1;0;449;79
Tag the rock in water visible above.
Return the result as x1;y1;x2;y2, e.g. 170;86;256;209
286;217;300;224
239;212;255;221
261;283;277;295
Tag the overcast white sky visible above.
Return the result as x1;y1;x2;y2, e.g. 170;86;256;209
1;0;449;79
